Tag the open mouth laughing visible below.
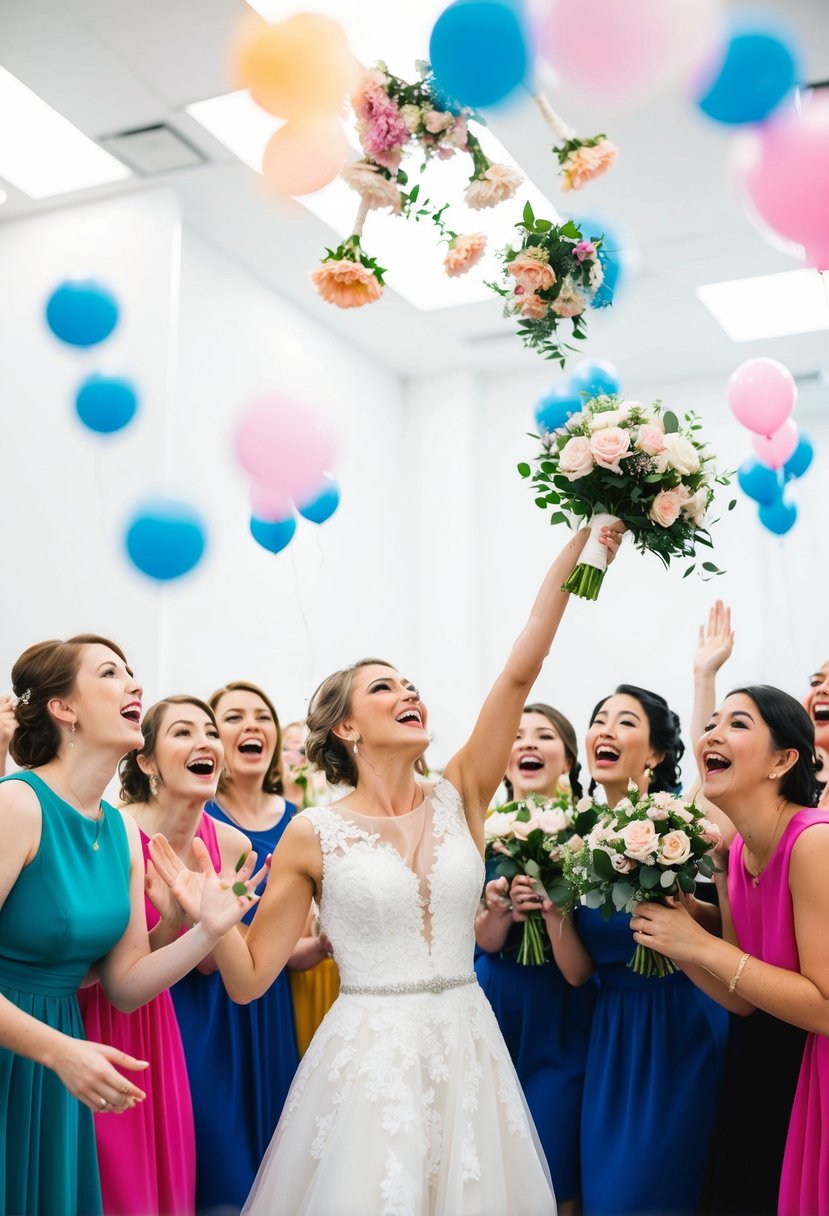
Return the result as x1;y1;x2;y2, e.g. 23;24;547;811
238;739;264;756
186;757;216;777
120;702;142;725
594;745;620;766
703;750;731;775
395;708;423;728
518;755;544;773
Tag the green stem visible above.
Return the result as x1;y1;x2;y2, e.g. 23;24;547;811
517;912;547;966
561;563;606;601
627;944;677;979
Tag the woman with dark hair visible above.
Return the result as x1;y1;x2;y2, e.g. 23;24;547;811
547;684;728;1216
0;637;259;1216
149;525;625;1216
474;702;596;1216
631;686;829;1216
170;681;322;1215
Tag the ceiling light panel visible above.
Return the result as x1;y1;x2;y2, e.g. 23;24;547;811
696;269;829;341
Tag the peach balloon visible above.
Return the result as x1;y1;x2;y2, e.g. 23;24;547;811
231;13;359;120
262;117;348;197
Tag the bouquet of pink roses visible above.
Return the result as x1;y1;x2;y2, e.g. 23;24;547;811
561;784;721;977
485;792;595;965
519;392;734;600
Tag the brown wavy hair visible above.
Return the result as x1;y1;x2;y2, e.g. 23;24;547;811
503;702;584;802
209;681;283;795
119;695;218;804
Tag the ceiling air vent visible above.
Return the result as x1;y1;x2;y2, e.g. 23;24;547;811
100;124;206;176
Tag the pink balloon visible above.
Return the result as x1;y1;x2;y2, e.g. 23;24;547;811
537;0;721;105
738;92;829;271
727;358;796;436
752;419;799;469
250;482;294;522
234;397;334;501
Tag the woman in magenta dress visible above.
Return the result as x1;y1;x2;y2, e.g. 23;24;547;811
632;685;829;1216
78;695;251;1215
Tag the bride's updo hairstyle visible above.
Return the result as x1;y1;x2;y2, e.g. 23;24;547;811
306;658;400;788
588;683;684;797
10;634;129;768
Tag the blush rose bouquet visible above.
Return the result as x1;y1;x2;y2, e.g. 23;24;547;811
561;784;721;977
485;792;596;965
518;393;734;599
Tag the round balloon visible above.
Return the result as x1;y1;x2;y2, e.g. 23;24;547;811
695;21;800;126
45;280;119;348
125;498;207;581
751;419;799;470
429;1;532;109
736;457;781;506
250;514;297;554
262;117;348;197
758;497;797;536
535;383;582;433
783;434;814;481
727;358;796;435
234;396;335;503
570;359;621;400
75;374;138;434
297;475;340;525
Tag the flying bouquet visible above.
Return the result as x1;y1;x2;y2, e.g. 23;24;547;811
518;394;734;599
484;793;594;965
487;203;607;366
562;785;720;977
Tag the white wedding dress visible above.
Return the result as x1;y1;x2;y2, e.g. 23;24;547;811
243;778;556;1216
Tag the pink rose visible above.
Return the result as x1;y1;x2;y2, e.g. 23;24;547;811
649;489;682;528
658;830;692;866
620;818;658;863
559;436;595;480
589;426;631;474
511;817;534;840
699;818;722;845
646;803;670;821
538;807;570;834
635;425;666;456
573;240;596;262
508;252;556;294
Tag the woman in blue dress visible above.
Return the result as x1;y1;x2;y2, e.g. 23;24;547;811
548;684;728;1216
474;703;596;1214
171;681;328;1214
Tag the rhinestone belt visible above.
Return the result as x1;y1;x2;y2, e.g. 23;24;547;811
340;973;478;997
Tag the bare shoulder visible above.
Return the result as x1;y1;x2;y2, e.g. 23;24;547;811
213;818;251;865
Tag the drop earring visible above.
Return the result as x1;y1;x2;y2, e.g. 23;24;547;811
351;734;360;756
149;774;159;797
68;723;76;750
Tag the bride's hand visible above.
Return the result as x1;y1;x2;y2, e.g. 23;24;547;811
597;521;626;566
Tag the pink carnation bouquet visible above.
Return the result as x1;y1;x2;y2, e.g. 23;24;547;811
561;785;721;977
518;393;734;599
485;792;592;965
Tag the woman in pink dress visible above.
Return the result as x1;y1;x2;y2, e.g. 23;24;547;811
78;695;250;1215
631;684;829;1216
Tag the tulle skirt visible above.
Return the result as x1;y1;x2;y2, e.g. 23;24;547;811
243;983;556;1216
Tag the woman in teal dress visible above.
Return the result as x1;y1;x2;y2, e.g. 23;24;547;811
0;634;261;1216
548;684;728;1216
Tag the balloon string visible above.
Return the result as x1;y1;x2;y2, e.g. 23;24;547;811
290;538;316;690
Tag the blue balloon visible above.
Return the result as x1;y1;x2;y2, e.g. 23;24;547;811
297;478;340;525
534;384;582;433
570;359;621;400
125;498;207;581
696;23;800;126
568;215;626;309
75;374;138;434
429;1;531;109
783;434;814;481
758;497;797;536
45;280;119;347
737;457;781;506
250;515;296;554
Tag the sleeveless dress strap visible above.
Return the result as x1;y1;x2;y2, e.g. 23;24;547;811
196;810;224;870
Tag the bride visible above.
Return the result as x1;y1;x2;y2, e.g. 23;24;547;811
151;525;623;1216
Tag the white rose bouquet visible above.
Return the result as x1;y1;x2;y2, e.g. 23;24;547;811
561;784;721;977
485;792;594;965
518;393;734;600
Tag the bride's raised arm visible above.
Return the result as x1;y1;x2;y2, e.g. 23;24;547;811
444;524;624;824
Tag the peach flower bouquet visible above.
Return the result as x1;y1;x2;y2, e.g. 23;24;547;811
518;393;734;599
561;784;721;977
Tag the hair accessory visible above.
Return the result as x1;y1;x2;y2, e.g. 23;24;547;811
19;688;31;705
148;774;159;798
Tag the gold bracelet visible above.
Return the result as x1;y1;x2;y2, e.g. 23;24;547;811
728;951;750;995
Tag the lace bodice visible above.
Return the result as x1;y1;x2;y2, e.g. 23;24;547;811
300;779;484;988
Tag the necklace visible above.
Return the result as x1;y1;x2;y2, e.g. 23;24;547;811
746;802;788;886
55;772;106;851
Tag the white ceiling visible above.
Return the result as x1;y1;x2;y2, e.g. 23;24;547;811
1;0;828;384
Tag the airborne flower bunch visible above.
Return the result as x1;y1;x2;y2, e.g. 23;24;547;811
485;792;593;965
519;394;734;599
488;204;606;365
561;784;721;977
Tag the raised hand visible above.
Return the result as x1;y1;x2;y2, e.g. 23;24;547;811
53;1038;148;1113
144;859;188;932
694;601;734;679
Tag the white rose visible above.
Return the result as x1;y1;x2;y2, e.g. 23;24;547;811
538;807;571;835
576;795;594;814
672;806;695;824
656;433;700;476
658;829;692;866
484;810;516;839
589;408;628;430
558;435;595;480
620;818;659;863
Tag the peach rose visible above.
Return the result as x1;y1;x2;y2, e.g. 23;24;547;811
484;810;517;839
636;425;666;456
537;807;570;835
672;806;695;824
658;829;692;866
589;426;631;474
559;436;594;480
512;815;539;840
310;259;383;309
611;853;636;874
508;251;556;294
646;803;670;821
560;138;619;192
444;233;487;278
551;277;588;317
649;489;682;528
620;818;658;863
340;162;402;213
443;117;469;149
520;292;548;320
656;433;700;477
464;163;523;209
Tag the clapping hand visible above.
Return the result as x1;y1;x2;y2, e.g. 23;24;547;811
148;835;268;940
